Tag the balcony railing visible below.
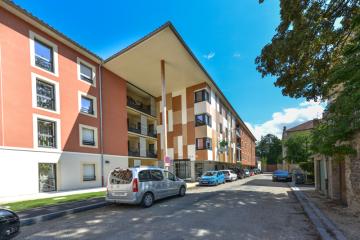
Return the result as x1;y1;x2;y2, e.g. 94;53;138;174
146;151;157;158
127;96;152;115
128;125;141;134
128;150;140;157
148;130;157;138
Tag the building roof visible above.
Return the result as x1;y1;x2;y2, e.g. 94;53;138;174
286;119;319;133
2;0;256;141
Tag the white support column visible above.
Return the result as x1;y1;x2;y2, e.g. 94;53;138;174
161;60;169;170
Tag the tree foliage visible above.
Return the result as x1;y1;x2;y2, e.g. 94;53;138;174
311;14;360;159
256;134;282;164
284;133;312;164
256;0;359;100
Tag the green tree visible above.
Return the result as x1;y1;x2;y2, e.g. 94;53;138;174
256;134;282;165
284;133;314;173
311;15;360;159
256;0;359;100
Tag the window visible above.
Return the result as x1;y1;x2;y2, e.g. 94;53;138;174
30;31;58;76
80;63;93;84
196;138;212;150
195;114;212;127
219;123;223;133
139;170;151;182
78;92;97;117
150;170;163;181
194;89;210;103
36;79;55;111
38;119;57;148
77;58;96;86
32;73;60;114
164;171;176;181
219;103;223;114
79;124;98;148
83;164;96;181
81;96;94;115
34;39;54;72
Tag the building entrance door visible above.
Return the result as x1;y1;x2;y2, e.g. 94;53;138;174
39;163;57;192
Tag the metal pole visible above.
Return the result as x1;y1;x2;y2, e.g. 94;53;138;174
161;60;168;170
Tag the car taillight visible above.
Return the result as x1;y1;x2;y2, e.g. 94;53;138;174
132;178;138;192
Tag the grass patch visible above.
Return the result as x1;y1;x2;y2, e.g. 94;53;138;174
2;191;106;212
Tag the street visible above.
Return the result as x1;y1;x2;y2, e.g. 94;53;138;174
16;174;318;240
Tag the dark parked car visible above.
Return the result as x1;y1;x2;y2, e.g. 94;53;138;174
0;209;20;239
294;172;305;184
272;170;292;182
234;169;246;179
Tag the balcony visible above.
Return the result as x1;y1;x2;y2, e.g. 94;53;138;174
127;96;152;115
128;123;141;134
146;151;158;158
147;129;157;138
128;149;140;157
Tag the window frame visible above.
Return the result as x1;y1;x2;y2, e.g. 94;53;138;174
77;57;96;87
33;114;61;151
194;89;211;104
78;91;97;118
195;113;212;127
29;31;59;76
32;73;60;114
79;124;98;148
82;163;96;182
196;137;212;150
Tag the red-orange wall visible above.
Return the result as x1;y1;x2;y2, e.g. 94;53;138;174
101;68;128;156
0;8;101;153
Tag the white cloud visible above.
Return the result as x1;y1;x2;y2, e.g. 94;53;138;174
203;52;215;60
246;101;325;141
233;52;241;58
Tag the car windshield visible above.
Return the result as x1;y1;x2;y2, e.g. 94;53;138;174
109;169;133;184
203;171;216;176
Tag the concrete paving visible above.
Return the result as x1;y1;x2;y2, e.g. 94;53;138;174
15;174;319;240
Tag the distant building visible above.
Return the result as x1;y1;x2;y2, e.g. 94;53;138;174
282;119;319;172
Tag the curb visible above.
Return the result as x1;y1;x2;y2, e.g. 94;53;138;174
288;183;347;240
20;201;110;226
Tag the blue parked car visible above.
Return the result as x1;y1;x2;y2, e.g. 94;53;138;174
272;170;292;182
199;171;225;186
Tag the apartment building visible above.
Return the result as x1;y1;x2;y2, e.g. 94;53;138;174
0;0;256;197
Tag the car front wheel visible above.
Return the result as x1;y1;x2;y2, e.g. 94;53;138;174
142;192;154;208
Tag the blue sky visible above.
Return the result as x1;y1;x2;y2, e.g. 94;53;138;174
14;0;324;139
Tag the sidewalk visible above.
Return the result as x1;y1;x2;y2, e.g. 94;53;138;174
299;185;360;240
289;183;347;240
0;187;106;204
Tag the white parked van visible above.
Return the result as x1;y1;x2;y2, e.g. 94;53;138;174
106;167;186;207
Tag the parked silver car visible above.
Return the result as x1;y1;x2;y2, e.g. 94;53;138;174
106;167;187;207
220;170;238;181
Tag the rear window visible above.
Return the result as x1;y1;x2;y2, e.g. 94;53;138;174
221;171;229;175
110;169;133;184
204;171;215;176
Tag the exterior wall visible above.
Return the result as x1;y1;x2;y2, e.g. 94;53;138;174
156;82;256;167
0;8;101;153
102;69;128;156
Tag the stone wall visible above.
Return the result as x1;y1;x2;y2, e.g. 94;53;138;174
345;132;360;211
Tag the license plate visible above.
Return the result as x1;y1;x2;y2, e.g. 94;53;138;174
202;181;208;184
112;192;127;197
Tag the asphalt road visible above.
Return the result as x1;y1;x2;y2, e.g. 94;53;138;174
16;174;318;240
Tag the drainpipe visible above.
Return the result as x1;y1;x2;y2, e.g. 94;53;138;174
98;63;105;187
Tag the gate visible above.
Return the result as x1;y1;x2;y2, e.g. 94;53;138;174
174;159;191;181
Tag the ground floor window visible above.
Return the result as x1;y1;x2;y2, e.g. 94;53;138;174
83;164;96;181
